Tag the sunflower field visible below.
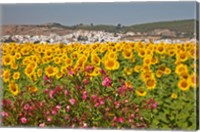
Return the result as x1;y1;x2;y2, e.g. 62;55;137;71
0;42;199;129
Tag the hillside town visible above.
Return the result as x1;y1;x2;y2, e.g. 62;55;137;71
0;30;196;44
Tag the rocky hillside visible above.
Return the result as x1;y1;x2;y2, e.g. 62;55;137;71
2;23;73;36
1;19;195;38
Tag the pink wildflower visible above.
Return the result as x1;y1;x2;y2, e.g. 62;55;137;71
39;123;45;127
130;114;135;119
69;98;76;105
118;85;127;95
68;70;75;75
124;99;129;103
1;111;9;117
83;79;89;85
83;123;88;128
44;75;49;81
20;117;27;124
51;108;57;115
46;111;50;115
102;77;112;87
105;107;110;111
82;92;88;101
99;98;105;105
91;95;97;100
71;124;75;128
39;101;44;107
113;116;117;121
23;104;30;111
128;119;133;123
64;90;69;96
85;66;94;72
43;88;49;94
94;102;100;108
114;101;120;108
118;117;124;123
100;68;106;75
49;90;55;99
66;105;70;112
151;102;158;109
47;117;52;122
54;86;62;93
65;115;70;120
56;105;61;110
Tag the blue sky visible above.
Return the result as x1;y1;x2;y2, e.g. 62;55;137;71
1;2;196;26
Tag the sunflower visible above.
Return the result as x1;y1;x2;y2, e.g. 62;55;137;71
143;56;152;66
78;45;86;52
130;42;136;50
156;70;163;78
109;51;118;59
123;67;133;75
21;47;30;55
71;52;79;60
167;49;176;56
164;68;171;75
130;56;135;63
3;69;10;82
179;71;189;79
114;61;120;70
104;59;120;70
178;79;190;91
171;93;177;99
22;57;30;66
14;52;22;60
10;62;18;70
175;60;181;66
8;81;19;96
158;65;166;71
28;86;38;93
156;44;165;54
142;65;151;72
115;43;122;51
61;55;68;60
29;62;38;69
138;49;146;58
125;81;133;88
30;55;40;63
37;68;43;77
56;72;63;79
189;73;198;88
76;56;87;70
13;72;20;80
54;57;62;65
148;47;155;54
151;56;158;65
100;45;107;53
2;54;13;66
136;89;147;97
25;65;35;77
90;67;100;76
188;47;196;59
61;65;68;74
175;64;188;75
91;54;101;66
134;65;141;73
122;49;133;59
141;71;153;81
44;49;52;57
64;58;73;66
177;51;188;62
28;72;37;82
45;65;58;77
145;78;156;90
